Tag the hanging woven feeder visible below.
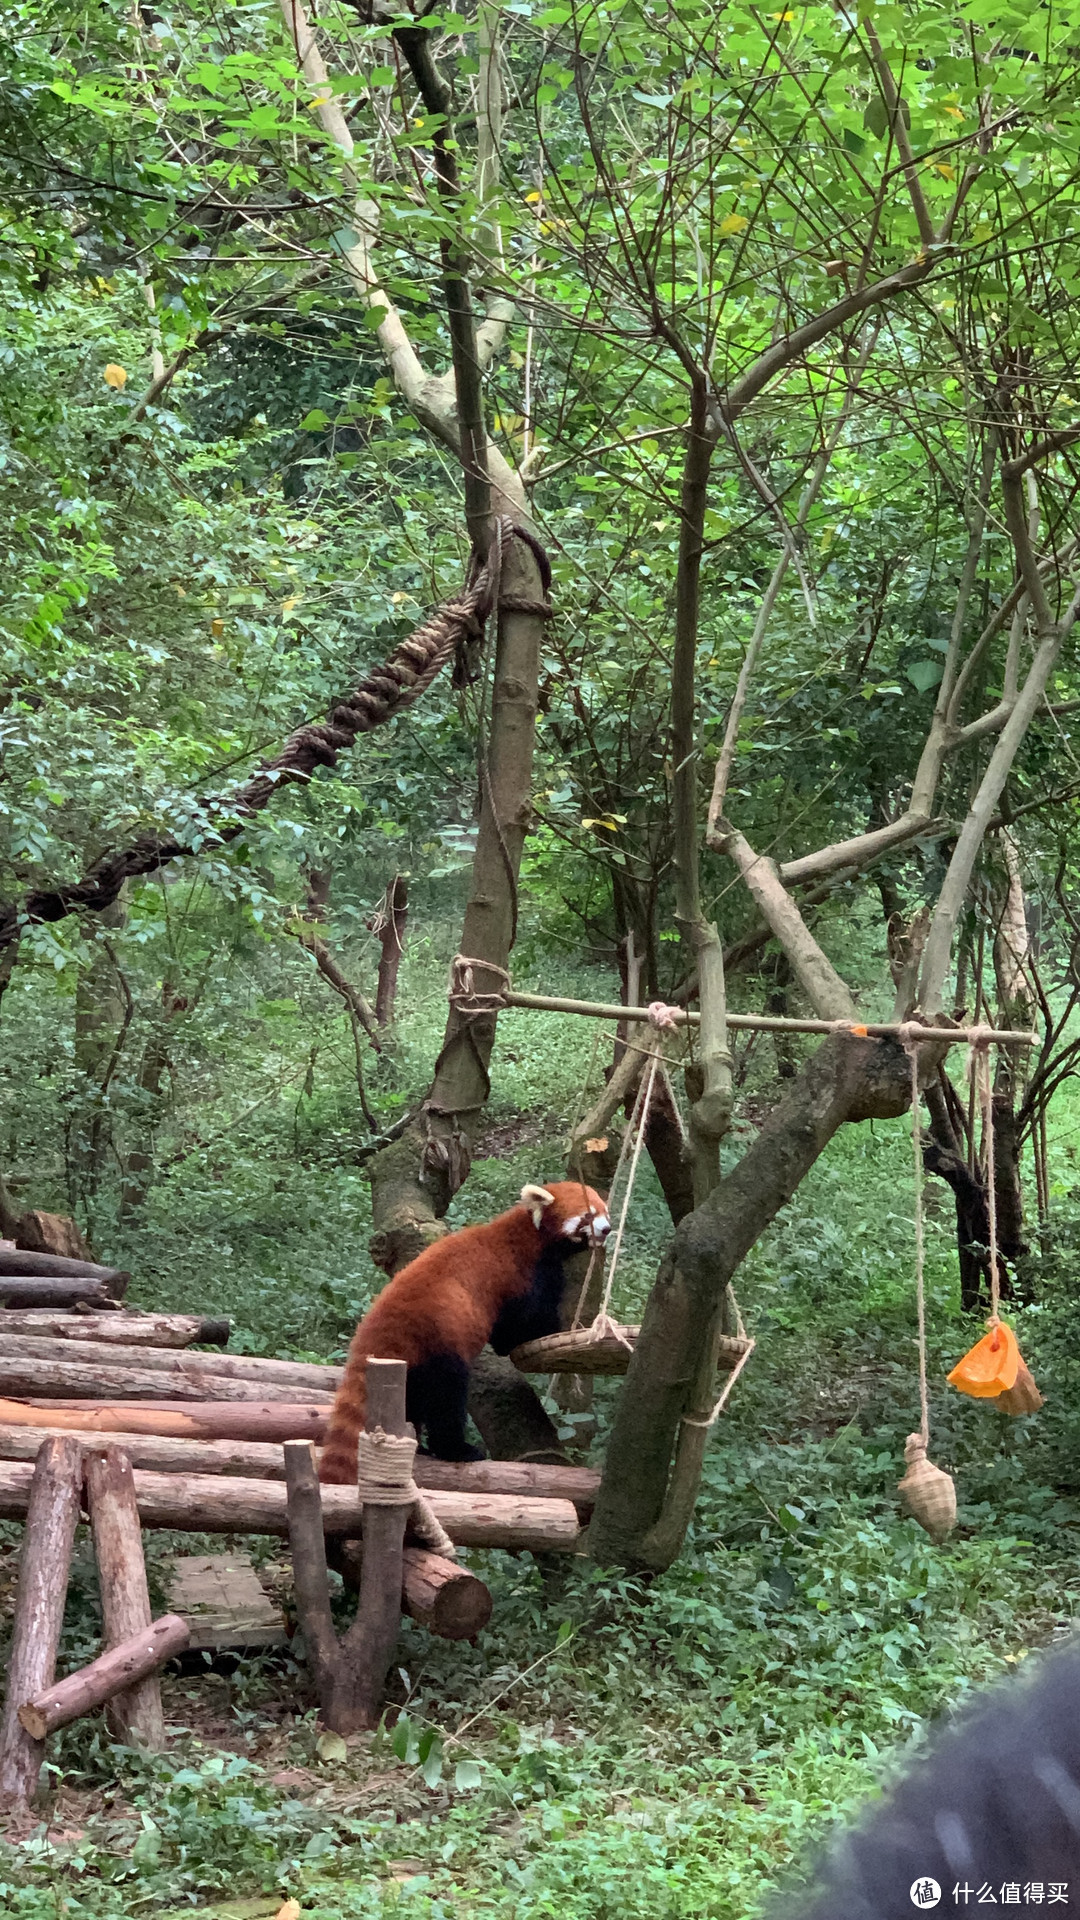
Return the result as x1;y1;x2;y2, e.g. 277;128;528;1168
898;1432;957;1543
511;1319;639;1376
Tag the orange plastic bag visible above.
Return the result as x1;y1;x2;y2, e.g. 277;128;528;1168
947;1322;1020;1399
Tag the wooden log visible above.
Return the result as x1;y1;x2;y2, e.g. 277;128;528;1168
0;1399;328;1441
0;1248;129;1286
0;1459;583;1550
0;1356;331;1404
0;1312;231;1348
0;1334;340;1393
0;1276;126;1309
328;1539;492;1640
0;1423;601;1511
0;1436;83;1806
16;1615;190;1741
283;1441;338;1693
85;1447;165;1749
332;1358;409;1731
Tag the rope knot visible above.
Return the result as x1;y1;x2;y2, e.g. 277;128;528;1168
448;954;511;1016
356;1427;457;1559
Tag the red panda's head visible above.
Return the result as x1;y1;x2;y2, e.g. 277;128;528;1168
520;1181;611;1246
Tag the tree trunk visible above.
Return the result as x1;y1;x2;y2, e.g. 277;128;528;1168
372;876;408;1029
589;1033;914;1565
367;536;547;1270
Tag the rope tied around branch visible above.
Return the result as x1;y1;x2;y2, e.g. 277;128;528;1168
448;954;511;1015
356;1427;457;1559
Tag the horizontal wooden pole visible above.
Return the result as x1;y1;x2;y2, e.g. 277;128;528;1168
0;1277;126;1309
0;1333;341;1392
0;1423;601;1513
328;1540;493;1640
0;1250;128;1286
0;1312;231;1348
17;1615;190;1740
0;1356;331;1405
503;990;1036;1045
0;1460;582;1552
0;1399;329;1440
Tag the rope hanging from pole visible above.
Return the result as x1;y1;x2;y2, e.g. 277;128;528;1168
895;1033;957;1542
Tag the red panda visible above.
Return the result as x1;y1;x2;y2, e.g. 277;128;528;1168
318;1181;610;1482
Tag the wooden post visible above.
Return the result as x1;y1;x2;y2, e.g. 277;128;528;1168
85;1446;165;1749
17;1615;190;1739
0;1435;83;1806
331;1358;408;1732
283;1441;338;1695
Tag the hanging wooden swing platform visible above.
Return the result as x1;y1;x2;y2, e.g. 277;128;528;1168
510;1325;752;1378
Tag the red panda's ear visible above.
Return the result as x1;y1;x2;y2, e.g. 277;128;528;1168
520;1184;555;1229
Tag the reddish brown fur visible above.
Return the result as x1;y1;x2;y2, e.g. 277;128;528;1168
319;1181;606;1483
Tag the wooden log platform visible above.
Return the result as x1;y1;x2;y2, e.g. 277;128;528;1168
0;1356;331;1405
16;1615;190;1740
0;1311;231;1347
168;1554;286;1653
0;1399;329;1440
0;1459;583;1552
0;1423;602;1515
0;1334;340;1392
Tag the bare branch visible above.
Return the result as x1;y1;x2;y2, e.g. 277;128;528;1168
711;823;857;1022
863;25;936;249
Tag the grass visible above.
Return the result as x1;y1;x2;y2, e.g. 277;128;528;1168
3;915;1080;1917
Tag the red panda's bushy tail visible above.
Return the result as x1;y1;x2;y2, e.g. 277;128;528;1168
318;1349;370;1484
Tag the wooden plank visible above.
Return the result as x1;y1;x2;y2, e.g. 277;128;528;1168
167;1554;286;1652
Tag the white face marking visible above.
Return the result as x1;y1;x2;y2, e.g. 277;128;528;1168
561;1209;611;1242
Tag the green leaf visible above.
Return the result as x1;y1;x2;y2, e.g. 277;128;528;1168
454;1759;484;1791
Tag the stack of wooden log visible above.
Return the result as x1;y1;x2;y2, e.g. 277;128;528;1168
0;1250;600;1764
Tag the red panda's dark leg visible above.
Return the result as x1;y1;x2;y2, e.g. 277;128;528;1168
407;1355;485;1462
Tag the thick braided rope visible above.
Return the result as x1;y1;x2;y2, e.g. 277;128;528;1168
4;523;524;945
357;1428;457;1559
